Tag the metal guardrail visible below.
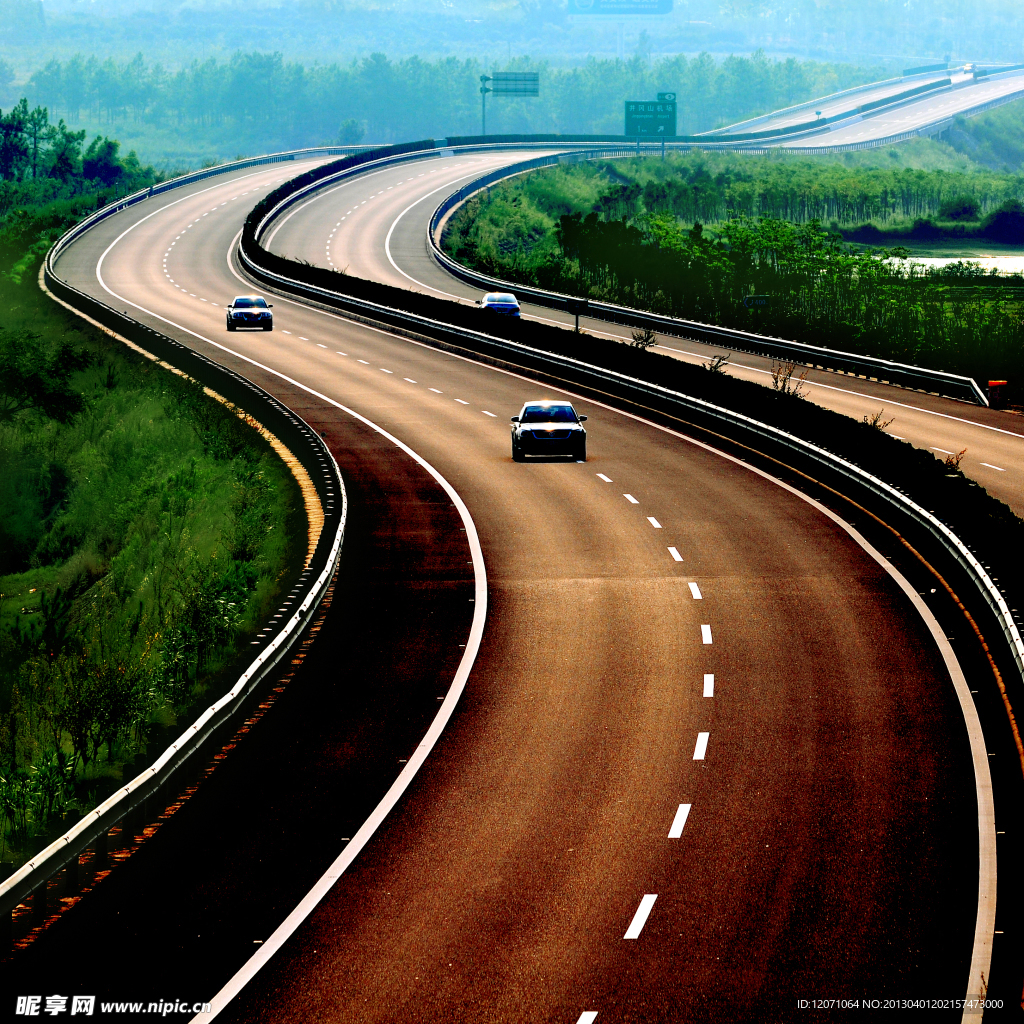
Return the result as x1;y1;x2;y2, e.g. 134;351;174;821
237;227;1023;701
424;156;990;406
0;183;350;923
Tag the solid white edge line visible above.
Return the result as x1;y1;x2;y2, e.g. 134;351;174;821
668;803;692;839
91;220;488;1024
239;193;997;1016
693;733;709;760
623;894;657;939
100;170;991;1018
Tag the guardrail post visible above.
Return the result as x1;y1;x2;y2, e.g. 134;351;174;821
1;863;11;951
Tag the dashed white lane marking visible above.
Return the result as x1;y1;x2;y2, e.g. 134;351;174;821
482;410;497;417
299;336;309;340
688;582;703;599
623;493;639;504
281;330;292;334
930;446;954;455
455;398;470;405
576;1014;598;1024
429;388;443;393
647;517;662;528
668;547;683;562
624;895;658;939
381;368;393;373
404;378;417;383
317;344;327;349
703;673;714;697
336;351;347;356
668;804;692;838
357;359;369;364
701;624;713;644
597;473;612;482
981;462;1005;471
693;733;709;760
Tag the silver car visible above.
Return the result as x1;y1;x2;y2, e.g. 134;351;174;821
511;400;587;462
226;295;273;331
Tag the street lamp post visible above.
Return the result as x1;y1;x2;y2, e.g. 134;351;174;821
480;76;492;136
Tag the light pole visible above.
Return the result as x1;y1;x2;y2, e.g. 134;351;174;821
480;75;492;136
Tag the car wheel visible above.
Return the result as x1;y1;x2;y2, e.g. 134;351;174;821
575;441;587;462
226;322;236;331
512;441;525;462
263;324;273;331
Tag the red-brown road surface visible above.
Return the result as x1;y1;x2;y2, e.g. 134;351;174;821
16;153;985;1023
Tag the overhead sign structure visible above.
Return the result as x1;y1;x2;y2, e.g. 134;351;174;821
489;72;540;96
480;73;540;135
570;0;672;13
625;99;677;137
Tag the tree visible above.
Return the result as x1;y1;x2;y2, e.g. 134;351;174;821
82;135;124;186
45;118;85;180
0;102;28;180
0;331;91;423
23;101;48;178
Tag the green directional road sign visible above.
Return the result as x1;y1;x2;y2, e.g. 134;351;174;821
625;99;676;137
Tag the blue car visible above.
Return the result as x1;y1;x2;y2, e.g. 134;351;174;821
479;292;521;317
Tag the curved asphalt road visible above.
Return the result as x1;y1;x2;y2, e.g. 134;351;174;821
268;153;1024;517
16;153;986;1022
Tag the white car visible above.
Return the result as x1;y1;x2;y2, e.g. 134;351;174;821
226;295;273;331
511;400;587;461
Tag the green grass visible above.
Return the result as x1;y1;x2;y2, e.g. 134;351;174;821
0;260;304;865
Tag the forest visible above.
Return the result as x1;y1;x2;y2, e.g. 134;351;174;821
10;50;877;161
442;154;1024;387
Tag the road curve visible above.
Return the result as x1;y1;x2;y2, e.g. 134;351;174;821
18;151;987;1022
268;153;1024;517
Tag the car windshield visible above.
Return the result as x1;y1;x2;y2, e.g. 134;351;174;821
233;297;267;308
521;404;577;423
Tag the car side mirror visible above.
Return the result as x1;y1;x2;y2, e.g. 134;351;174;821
510;416;520;423
579;415;588;422
268;304;274;308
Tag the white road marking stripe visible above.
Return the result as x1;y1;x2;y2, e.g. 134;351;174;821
624;894;657;939
701;624;713;644
647;517;662;528
668;804;692;838
455;398;470;404
623;493;639;504
380;368;393;373
576;1014;598;1024
482;410;497;417
981;462;1005;471
357;359;369;364
693;732;709;759
336;351;347;356
930;446;954;455
404;378;417;383
429;388;443;393
703;673;714;697
688;582;703;599
597;473;612;482
281;330;291;334
668;547;683;561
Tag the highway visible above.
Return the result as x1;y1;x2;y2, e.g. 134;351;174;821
781;70;1024;147
267;152;1024;517
703;70;952;136
16;151;994;1020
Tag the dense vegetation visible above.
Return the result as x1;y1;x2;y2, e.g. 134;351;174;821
943;97;1024;174
0;144;302;866
10;50;877;163
442;154;1024;388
